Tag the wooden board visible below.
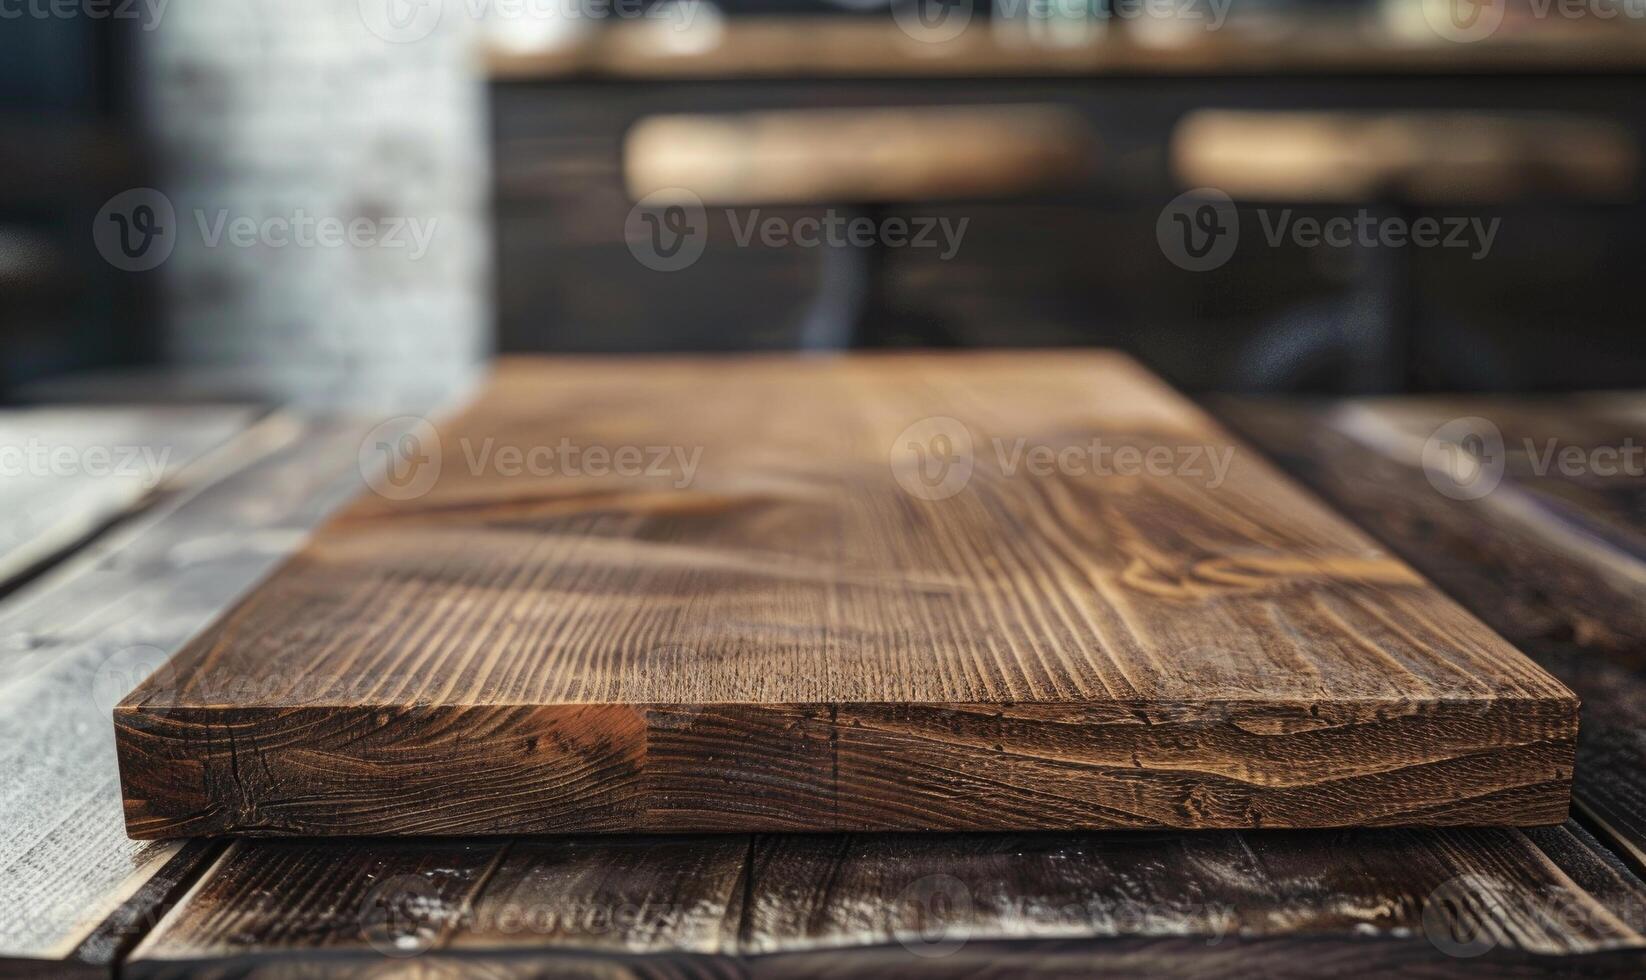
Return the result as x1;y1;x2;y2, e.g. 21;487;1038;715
1221;394;1646;874
0;413;381;975
116;353;1577;837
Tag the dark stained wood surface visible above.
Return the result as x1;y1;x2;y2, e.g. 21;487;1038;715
452;837;748;955
116;353;1576;837
85;391;1646;978
122;822;1646;978
0;414;384;975
1221;394;1646;873
740;824;1646;957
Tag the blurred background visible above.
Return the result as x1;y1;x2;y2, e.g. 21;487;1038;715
4;0;1646;405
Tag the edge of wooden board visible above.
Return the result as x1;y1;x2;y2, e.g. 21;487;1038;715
115;694;1576;837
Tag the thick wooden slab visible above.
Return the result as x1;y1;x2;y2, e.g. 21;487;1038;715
1223;394;1646;873
116;353;1576;836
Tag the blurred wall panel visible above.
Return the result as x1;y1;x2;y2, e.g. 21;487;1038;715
131;2;492;407
0;17;140;399
492;74;1646;394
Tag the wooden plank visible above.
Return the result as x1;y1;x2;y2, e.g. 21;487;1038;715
0;407;259;591
123;822;1646;977
0;415;379;974
744;937;1646;979
123;839;507;979
115;353;1577;836
450;837;748;956
1220;395;1646;872
124;837;746;979
739;824;1646;958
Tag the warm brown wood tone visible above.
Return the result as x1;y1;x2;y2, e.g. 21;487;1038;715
116;353;1577;837
1172;111;1638;203
624;106;1095;206
1222;394;1646;874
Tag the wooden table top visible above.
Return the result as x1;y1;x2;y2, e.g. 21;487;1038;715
2;376;1644;976
115;353;1572;837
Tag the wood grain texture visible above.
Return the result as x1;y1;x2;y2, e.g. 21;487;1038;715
123;837;740;980
0;414;381;974
121;822;1646;978
1220;395;1646;873
740;824;1646;958
0;407;257;591
117;353;1577;837
451;837;748;955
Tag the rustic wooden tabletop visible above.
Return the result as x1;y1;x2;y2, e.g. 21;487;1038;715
3;384;1644;977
